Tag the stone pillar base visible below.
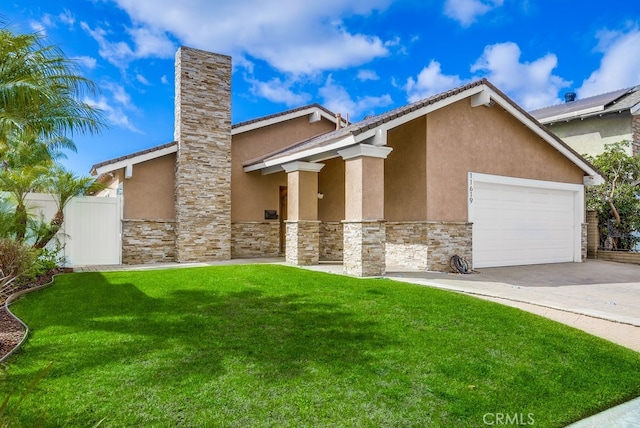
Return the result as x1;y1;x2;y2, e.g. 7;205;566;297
286;220;320;265
343;220;386;277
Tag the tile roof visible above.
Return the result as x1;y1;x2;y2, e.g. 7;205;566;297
247;79;505;165
243;78;601;180
90;141;177;174
232;103;341;130
90;104;341;174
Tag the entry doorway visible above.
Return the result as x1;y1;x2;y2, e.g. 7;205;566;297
279;186;287;254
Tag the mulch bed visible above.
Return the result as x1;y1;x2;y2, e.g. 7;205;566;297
0;268;69;361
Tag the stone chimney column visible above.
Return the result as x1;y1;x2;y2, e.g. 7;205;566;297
174;47;232;262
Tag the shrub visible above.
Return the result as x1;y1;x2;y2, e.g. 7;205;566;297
0;239;37;301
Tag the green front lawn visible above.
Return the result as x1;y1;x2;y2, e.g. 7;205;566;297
2;265;639;427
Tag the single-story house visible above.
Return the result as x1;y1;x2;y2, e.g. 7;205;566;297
530;86;640;157
92;46;603;276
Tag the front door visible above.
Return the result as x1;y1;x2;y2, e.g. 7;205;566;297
279;186;287;254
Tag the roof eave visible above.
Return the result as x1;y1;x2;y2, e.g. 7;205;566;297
92;144;178;176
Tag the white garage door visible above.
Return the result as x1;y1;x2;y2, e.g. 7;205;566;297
469;173;583;268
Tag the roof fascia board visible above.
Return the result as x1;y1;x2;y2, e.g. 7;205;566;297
261;135;357;168
94;144;177;176
538;105;606;124
232;107;336;135
354;86;484;143
490;91;602;179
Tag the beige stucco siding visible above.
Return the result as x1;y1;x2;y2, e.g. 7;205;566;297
425;99;585;221
232;116;335;221
318;157;345;222
385;117;427;221
123;153;176;220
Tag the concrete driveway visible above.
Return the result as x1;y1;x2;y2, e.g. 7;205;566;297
385;259;640;352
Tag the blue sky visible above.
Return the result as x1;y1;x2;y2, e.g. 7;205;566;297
2;0;639;174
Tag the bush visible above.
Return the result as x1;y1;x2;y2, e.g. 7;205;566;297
0;239;37;301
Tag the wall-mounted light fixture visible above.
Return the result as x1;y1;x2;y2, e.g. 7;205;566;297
317;192;324;199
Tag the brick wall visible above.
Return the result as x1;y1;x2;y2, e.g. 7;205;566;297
597;250;640;265
231;222;280;258
174;47;232;262
320;222;343;261
122;219;176;264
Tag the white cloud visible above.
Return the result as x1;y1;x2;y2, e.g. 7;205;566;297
248;77;310;107
160;75;169;84
126;26;176;58
29;20;47;34
73;55;98;70
59;9;75;27
405;60;464;102
320;75;392;119
444;0;504;27
136;74;150;85
84;83;141;132
471;42;569;109
81;22;175;69
85;95;141;133
81;22;135;68
357;69;379;81
578;27;640;97
108;0;393;74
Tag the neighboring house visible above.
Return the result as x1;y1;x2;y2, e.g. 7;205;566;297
530;86;640;157
92;47;603;276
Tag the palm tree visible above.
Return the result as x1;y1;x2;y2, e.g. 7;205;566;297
0;25;105;157
33;167;105;249
0;163;49;241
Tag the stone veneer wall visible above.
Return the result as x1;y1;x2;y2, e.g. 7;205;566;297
586;210;599;258
385;221;472;272
386;222;429;270
286;221;320;265
581;223;588;261
343;221;386;277
427;222;473;271
320;222;343;261
174;47;232;262
122;219;176;264
231;222;280;258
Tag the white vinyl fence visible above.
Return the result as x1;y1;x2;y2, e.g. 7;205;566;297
21;193;123;266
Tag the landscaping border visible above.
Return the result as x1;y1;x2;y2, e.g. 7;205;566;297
0;275;59;364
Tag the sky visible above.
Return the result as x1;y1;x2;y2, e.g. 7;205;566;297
1;0;639;174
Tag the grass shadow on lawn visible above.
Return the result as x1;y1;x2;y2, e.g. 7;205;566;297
2;264;640;427
10;271;390;379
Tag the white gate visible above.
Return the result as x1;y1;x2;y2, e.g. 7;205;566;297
22;193;122;266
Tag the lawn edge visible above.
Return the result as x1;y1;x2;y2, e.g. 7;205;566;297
0;275;60;364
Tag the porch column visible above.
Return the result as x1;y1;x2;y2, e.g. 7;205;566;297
339;144;393;277
283;161;324;265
